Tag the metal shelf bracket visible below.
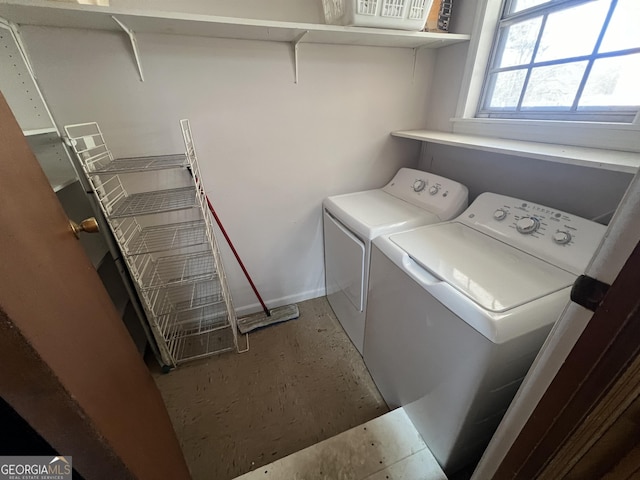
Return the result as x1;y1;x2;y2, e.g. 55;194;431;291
291;31;308;84
412;46;426;84
112;15;144;82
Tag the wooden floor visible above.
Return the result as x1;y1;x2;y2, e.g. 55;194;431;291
149;297;389;480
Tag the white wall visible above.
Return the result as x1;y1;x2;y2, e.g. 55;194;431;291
418;143;633;222
424;0;475;132
23;25;434;312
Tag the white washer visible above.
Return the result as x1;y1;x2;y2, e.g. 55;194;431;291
323;168;468;354
363;193;606;474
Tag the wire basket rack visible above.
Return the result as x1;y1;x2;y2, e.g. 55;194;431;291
321;0;433;30
64;121;243;368
115;219;208;256
137;251;216;289
151;279;232;362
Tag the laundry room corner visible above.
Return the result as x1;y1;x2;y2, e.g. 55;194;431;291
15;18;436;313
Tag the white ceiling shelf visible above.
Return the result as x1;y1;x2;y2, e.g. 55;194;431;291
392;130;640;174
0;1;470;49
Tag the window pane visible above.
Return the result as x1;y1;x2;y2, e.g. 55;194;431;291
522;61;588;108
486;69;528;109
535;0;609;63
599;0;640;53
579;54;640;107
480;0;639;121
497;17;542;67
509;0;550;14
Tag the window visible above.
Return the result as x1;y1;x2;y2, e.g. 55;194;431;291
478;0;640;123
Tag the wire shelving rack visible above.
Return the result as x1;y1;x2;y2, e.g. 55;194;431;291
64;120;243;369
89;154;187;174
118;219;207;256
109;187;198;218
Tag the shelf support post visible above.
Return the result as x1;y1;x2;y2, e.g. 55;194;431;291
0;17;37;79
291;31;308;84
112;16;144;82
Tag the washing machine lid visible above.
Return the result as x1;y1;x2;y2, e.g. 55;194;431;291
324;190;440;239
390;222;576;312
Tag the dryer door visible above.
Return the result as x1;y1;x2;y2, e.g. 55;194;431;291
324;210;366;312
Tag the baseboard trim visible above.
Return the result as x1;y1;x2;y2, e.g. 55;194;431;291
234;287;326;317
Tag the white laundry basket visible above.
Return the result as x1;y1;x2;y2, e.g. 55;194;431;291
321;0;434;31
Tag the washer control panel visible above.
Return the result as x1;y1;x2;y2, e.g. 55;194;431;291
383;168;469;221
460;193;606;275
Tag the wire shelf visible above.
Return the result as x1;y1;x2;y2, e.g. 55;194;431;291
136;265;232;363
168;325;236;365
139;251;216;289
158;301;229;341
88;154;188;174
123;220;207;255
110;187;197;218
145;278;224;317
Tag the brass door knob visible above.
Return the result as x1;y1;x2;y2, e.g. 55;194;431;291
70;217;100;238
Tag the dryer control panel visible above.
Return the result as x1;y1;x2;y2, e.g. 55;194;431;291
383;168;469;221
459;193;607;275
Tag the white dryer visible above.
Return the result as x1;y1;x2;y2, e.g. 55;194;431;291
363;193;606;474
323;168;468;354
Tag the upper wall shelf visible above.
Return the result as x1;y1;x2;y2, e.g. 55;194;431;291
392;130;640;174
0;1;470;49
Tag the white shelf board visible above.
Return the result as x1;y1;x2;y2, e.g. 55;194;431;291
392;130;640;174
0;1;470;49
51;176;78;193
24;126;57;136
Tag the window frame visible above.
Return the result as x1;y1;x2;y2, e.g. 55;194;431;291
452;0;640;153
477;0;639;123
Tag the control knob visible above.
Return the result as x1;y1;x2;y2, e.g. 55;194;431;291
516;216;540;234
493;209;507;221
553;230;572;245
412;179;426;192
428;185;440;195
